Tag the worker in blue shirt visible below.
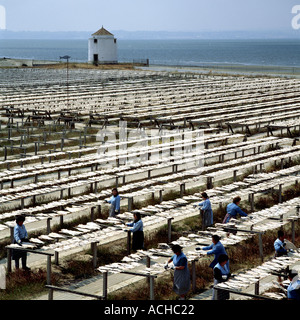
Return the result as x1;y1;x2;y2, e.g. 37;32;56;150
213;254;231;300
165;244;191;300
105;188;121;217
223;196;247;224
287;269;300;300
197;192;213;228
274;230;288;257
12;215;30;271
127;212;144;250
200;235;228;269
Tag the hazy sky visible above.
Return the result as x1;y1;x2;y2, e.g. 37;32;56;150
0;0;298;32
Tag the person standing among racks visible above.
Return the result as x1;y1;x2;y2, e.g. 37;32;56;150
274;230;288;257
126;212;144;251
105;188;121;217
199;234;228;269
213;254;231;300
196;192;213;229
13;215;30;271
164;244;191;300
223;196;247;224
286;269;300;300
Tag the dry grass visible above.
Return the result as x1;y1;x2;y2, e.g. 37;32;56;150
254;194;279;211
108;272;179;300
254;183;300;211
35;62;135;70
0;268;60;300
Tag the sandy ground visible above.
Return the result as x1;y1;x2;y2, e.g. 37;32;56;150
1;58;300;78
138;64;300;78
0;58;135;70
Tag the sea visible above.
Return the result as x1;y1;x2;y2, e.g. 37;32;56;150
0;39;300;67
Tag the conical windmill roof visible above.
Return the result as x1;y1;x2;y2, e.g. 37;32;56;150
92;26;114;36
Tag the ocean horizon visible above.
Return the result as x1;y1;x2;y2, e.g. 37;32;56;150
0;38;300;67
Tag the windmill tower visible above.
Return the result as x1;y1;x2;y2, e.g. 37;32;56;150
88;26;118;64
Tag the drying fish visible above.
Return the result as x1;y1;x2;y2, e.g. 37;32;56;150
75;227;90;233
9;243;36;249
284;240;298;251
262;292;284;300
48;232;66;239
98;266;111;272
226;280;249;289
38;235;55;241
187;234;200;238
175;199;188;204
272;280;287;294
157;243;170;250
136;250;148;256
178;236;190;241
59;229;82;236
29;238;45;245
121;256;135;263
130;262;143;267
96;219;108;224
129;254;142;260
214;282;232;290
233;276;251;284
241;273;260;280
149;255;160;260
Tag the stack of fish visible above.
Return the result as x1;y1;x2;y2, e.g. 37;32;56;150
262;292;287;300
8;242;37;250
